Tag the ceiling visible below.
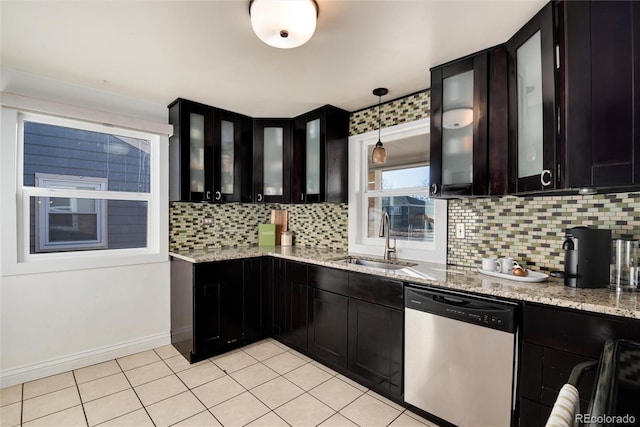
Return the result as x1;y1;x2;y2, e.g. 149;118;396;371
0;0;546;118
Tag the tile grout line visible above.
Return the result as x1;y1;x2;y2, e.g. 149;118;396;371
20;383;24;427
71;370;90;427
385;411;404;427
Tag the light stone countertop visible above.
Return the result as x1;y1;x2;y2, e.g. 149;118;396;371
170;246;640;320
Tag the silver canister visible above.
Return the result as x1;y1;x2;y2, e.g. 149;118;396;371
609;239;638;291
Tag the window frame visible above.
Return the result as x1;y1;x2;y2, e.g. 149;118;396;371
364;162;433;245
1;100;168;276
35;173;109;252
348;118;447;264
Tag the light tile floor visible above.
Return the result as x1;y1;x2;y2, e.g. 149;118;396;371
0;339;439;427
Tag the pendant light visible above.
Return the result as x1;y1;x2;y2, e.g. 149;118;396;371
249;0;318;49
371;88;388;164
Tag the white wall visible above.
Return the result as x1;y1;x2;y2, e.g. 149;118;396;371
0;68;171;387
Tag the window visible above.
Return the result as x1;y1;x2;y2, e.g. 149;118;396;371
348;119;447;264
35;174;108;252
366;163;434;242
17;112;157;261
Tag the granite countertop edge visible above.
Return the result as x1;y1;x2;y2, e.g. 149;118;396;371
169;246;640;320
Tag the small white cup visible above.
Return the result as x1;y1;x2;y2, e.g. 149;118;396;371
482;257;497;272
496;257;515;274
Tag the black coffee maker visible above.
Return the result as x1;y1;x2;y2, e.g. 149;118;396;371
559;226;612;288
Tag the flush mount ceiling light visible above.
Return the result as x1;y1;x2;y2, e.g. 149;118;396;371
249;0;318;49
442;107;473;129
371;87;388;164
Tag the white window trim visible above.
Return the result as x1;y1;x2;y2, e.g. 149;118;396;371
348;118;447;264
35;173;109;252
1;98;169;276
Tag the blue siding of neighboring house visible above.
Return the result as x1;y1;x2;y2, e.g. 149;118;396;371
24;122;149;253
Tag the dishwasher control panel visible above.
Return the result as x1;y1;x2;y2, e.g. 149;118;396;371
405;286;517;333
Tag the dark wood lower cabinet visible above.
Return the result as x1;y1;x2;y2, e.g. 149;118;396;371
192;260;243;361
348;298;403;399
518;303;631;427
307;265;349;369
272;258;286;338
284;261;308;349
243;258;265;343
170;257;265;362
308;288;348;369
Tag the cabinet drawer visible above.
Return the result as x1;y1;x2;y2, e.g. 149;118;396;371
348;272;403;310
523;303;628;358
193;260;242;287
308;265;348;295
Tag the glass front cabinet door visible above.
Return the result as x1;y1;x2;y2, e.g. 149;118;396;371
292;106;349;203
507;2;557;193
169;99;213;202
253;119;292;203
213;110;253;202
169;98;252;202
430;52;489;197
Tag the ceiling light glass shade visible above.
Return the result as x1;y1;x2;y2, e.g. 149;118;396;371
372;141;387;164
442;107;474;129
250;0;318;49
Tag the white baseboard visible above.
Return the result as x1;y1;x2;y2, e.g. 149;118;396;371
0;332;171;388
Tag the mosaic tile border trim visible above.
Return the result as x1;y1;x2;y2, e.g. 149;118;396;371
447;192;640;272
349;90;430;136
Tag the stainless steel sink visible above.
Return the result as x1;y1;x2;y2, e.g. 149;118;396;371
329;256;435;280
352;259;410;270
340;256;418;270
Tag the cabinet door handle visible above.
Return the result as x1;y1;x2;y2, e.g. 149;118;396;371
430;183;438;195
257;193;263;202
205;191;211;200
541;170;552;187
301;193;304;202
215;191;221;201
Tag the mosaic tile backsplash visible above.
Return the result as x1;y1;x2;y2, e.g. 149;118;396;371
447;192;640;272
170;202;348;252
349;90;430;136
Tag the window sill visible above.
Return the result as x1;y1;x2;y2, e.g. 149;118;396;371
3;249;168;276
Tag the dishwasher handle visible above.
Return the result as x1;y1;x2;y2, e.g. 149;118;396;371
434;295;470;306
405;286;517;333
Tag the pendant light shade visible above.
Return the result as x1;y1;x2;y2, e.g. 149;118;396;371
371;140;386;164
250;0;318;49
371;87;388;164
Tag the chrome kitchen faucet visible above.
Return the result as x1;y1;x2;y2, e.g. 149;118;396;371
379;211;396;260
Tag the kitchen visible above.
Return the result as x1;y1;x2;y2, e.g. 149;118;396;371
1;1;639;426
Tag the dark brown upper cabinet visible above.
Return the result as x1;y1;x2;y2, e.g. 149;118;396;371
506;2;558;194
292;105;350;203
430;45;508;197
507;0;640;195
168;98;252;202
252;119;293;204
557;0;640;190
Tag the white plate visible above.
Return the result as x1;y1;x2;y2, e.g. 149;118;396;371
477;268;549;283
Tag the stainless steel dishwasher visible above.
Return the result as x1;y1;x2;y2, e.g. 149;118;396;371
404;285;518;427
